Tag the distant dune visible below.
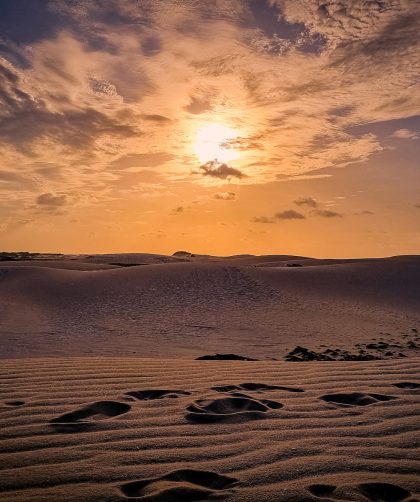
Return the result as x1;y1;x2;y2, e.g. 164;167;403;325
0;253;419;358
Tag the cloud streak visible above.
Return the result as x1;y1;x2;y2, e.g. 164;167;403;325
275;209;306;220
294;196;318;208
214;192;236;200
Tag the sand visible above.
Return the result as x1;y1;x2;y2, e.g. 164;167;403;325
0;254;419;358
0;254;419;501
1;358;419;501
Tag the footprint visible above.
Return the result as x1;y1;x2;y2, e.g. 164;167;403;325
307;482;411;502
320;392;396;407
5;400;25;406
50;401;131;431
392;382;420;390
186;396;282;423
308;484;337;497
358;483;411;502
120;468;239;500
212;383;304;393
125;390;191;400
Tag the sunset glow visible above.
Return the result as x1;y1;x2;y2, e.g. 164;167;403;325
194;124;240;164
0;1;419;257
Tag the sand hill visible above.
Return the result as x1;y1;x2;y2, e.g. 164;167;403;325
0;254;419;501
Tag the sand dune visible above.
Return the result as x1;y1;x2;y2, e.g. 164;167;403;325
1;254;419;501
0;357;419;501
0;255;419;358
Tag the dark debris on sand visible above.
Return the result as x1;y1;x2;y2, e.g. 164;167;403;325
196;353;259;361
285;329;419;362
285;346;381;362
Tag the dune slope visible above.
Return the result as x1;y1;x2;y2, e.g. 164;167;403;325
0;256;419;358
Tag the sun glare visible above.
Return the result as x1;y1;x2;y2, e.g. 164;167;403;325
194;124;239;164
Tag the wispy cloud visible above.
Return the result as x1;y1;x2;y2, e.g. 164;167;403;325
36;193;67;207
253;216;275;224
313;209;343;218
294;196;318;208
214;192;236;200
171;206;184;215
275;209;306;220
392;129;419;140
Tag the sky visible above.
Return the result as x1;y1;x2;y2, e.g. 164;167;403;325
0;0;419;258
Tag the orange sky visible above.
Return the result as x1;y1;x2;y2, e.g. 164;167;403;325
0;0;419;257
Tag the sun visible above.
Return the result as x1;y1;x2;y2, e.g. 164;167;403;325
194;124;239;164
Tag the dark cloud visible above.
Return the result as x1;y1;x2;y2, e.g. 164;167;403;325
17;108;135;151
253;216;275;224
274;0;418;45
275;209;306;220
171;206;184;215
314;209;343;218
294;196;318;208
141;114;171;123
0;59;138;153
37;192;67;206
357;12;420;57
214;192;236;200
141;36;162;57
199;160;245;179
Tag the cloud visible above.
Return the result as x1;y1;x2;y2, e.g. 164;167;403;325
214;191;236;200
0;0;419;241
199;160;245;179
36;193;67;206
0;170;36;190
314;209;343;218
141;114;171;123
253;216;275;224
171;206;184;215
221;136;264;151
294;196;318;208
271;0;418;44
0;54;138;154
184;96;213;114
110;152;175;169
392;128;419;140
275;209;306;220
354;210;374;216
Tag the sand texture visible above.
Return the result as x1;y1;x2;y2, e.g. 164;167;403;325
0;357;419;501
